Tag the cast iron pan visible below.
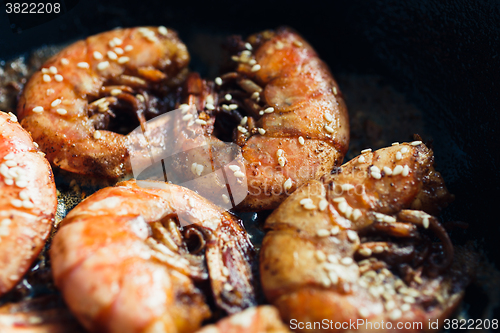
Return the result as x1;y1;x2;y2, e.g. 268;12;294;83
1;0;499;328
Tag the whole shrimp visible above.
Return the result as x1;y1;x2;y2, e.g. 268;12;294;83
0;111;57;296
176;27;349;211
17;27;189;178
260;142;474;332
50;179;257;333
196;306;291;333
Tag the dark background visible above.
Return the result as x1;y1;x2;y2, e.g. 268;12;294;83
1;0;499;320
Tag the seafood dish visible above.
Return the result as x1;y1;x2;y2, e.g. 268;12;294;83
0;23;487;333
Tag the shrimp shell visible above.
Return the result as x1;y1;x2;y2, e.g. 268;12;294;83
17;27;189;178
0;111;56;296
260;143;473;332
50;179;258;333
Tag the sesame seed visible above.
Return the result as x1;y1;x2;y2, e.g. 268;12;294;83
229;104;238;110
245;42;252;50
4;153;14;160
19;190;29;200
51;99;61;107
93;51;103;60
352;209;362;221
157;26;168;36
315;250;326;262
330;226;340;235
233;171;245;178
182;114;193;121
97;61;110;70
205;103;215;110
396;152;402;160
56;108;67;115
361;148;372;154
401;147;408;153
222;266;229;276
293;40;303;47
276;149;284;157
113;37;123;46
303;203;317;210
321;276;332;287
4;179;13;185
110;89;122;96
284;178;292;191
54;74;63;82
384;215;396;223
298;136;305;145
107;51;118;60
77;62;89;69
93;130;102;139
42;74;51;82
124;45;133;51
195;119;207;125
258;128;266;135
195;164;204;176
324;125;334;133
251;64;261;72
222;194;230;204
49;66;57;74
410;140;422;146
341;184;354;191
422;217;430;229
324;113;333;122
392;165;404;176
358;155;365;163
118;56;130;64
114;47;124;55
403;296;416;304
46;88;54;95
333;86;338;95
32;106;44;113
61;58;69;65
347;230;358;242
401;304;411;312
402;165;410;177
317;229;330;237
215;77;223;85
341;257;353;265
11;199;22;207
41;68;49;74
264;107;274;113
259;110;264;115
240;116;248;125
237;126;248;133
392;142;399;146
373;245;384;253
383;166;393;175
389;309;402;320
22;200;34;209
222;104;230;111
300;198;313;205
328;271;339;284
225;94;232;101
8;112;17;122
228;165;240;172
359;308;370;318
319;199;328;211
136;94;145;102
359;248;372;256
385;300;396;311
5;160;17;167
332;197;346;203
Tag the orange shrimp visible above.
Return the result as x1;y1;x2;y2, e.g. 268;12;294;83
50;179;257;333
260;142;474;332
176;27;349;211
0;111;57;296
196;306;291;333
17;27;189;178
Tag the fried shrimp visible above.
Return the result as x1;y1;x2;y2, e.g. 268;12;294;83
0;111;57;296
17;27;189;178
177;27;349;211
196;306;291;333
50;179;257;333
260;142;473;332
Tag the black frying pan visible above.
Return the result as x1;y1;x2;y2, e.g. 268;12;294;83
1;0;498;328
